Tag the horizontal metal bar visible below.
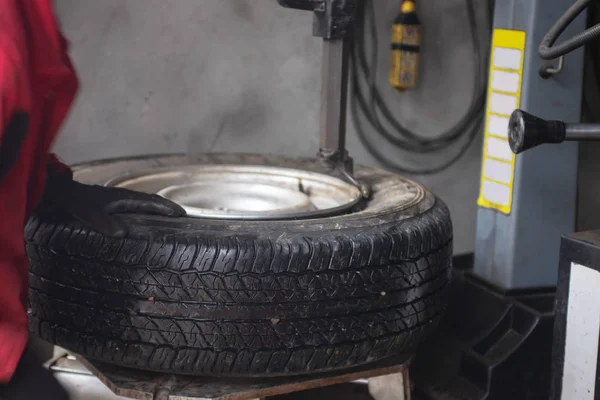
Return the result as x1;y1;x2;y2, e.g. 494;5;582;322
565;124;600;140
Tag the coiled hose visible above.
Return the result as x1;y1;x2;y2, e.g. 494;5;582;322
539;0;600;60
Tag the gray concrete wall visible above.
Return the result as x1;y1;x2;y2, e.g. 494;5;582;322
53;0;489;254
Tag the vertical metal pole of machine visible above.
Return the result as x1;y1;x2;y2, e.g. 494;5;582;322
473;0;585;289
320;37;350;152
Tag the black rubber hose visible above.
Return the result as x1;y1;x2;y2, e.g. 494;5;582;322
539;0;600;60
349;0;487;173
351;89;483;174
350;0;485;172
351;0;484;153
366;0;483;148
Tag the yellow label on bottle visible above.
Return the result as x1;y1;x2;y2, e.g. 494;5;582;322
391;24;403;44
389;25;420;89
477;29;526;215
402;25;420;46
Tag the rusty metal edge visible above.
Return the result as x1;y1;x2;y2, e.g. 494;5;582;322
77;355;410;400
77;356;154;400
206;363;409;400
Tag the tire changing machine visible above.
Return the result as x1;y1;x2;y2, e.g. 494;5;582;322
47;1;595;399
412;0;589;399
50;1;412;399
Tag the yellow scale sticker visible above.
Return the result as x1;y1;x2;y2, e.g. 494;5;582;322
477;29;526;215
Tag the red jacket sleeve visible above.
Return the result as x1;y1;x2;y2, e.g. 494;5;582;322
0;49;17;134
0;0;77;384
0;0;31;133
0;18;31;384
0;46;30;183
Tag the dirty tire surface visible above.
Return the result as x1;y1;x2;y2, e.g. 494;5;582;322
26;154;453;376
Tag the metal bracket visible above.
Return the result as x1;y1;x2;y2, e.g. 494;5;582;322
318;148;371;199
539;56;564;79
276;0;323;11
278;0;365;197
277;0;355;39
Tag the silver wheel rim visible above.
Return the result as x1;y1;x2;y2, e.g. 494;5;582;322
105;165;363;220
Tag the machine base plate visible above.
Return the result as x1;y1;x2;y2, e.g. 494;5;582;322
412;255;556;400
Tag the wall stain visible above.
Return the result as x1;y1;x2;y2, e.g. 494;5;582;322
186;89;268;152
208;120;227;152
220;89;268;137
230;0;253;22
161;132;177;148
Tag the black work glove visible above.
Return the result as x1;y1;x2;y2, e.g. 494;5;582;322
44;170;186;237
0;346;69;400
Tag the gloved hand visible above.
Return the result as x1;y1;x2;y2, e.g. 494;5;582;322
0;346;69;400
44;170;186;237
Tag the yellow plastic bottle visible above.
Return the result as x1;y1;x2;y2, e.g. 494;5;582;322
389;0;421;91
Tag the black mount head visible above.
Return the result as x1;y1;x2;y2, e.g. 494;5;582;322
508;109;566;154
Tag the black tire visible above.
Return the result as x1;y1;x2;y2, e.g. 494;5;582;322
26;154;453;376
